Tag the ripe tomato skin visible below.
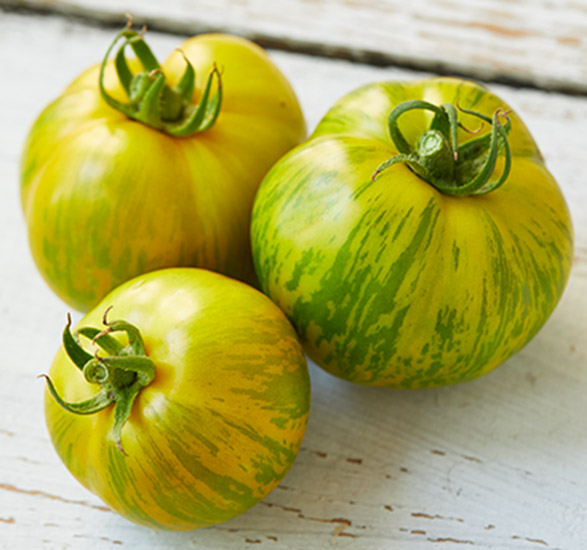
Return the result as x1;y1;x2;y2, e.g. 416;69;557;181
251;77;573;388
44;268;310;530
21;34;306;312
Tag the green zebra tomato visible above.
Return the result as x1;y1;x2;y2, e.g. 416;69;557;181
43;268;310;530
251;77;573;388
21;26;305;312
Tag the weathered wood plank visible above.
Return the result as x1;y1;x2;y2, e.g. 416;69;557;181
2;0;587;93
1;11;587;550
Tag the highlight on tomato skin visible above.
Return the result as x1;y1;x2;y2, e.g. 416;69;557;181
251;77;573;389
21;22;307;313
42;268;311;531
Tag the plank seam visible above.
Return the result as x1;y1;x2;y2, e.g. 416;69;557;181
1;2;585;97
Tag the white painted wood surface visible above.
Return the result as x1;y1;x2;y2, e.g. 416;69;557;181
3;0;587;92
1;9;587;550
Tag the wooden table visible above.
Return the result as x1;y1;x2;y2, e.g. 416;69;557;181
1;2;586;548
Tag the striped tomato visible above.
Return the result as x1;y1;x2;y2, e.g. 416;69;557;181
21;24;305;312
42;268;310;530
251;77;573;388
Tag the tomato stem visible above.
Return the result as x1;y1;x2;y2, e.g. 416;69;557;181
98;23;222;137
40;311;156;455
373;100;511;196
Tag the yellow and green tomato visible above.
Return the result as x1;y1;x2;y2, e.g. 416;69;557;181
22;25;306;311
251;77;573;388
43;268;310;530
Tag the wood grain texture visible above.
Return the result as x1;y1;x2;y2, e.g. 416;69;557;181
1;11;587;550
2;0;587;93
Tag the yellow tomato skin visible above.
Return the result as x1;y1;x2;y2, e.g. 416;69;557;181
21;34;306;312
44;268;310;530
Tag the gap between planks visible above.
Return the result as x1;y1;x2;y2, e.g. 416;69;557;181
0;0;585;97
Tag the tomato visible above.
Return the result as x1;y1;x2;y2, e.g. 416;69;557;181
251;77;573;388
21;25;306;312
43;268;310;530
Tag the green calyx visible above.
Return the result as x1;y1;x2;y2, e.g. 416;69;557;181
40;309;155;455
373;99;512;196
99;21;222;137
